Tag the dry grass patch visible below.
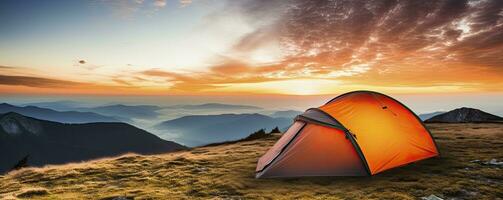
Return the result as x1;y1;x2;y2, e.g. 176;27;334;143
0;124;501;199
16;188;49;198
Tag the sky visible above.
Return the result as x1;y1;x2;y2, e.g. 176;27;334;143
1;0;502;98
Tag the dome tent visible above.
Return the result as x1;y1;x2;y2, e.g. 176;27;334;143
256;91;439;178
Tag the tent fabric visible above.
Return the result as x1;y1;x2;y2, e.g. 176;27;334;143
256;121;305;172
256;90;439;178
320;91;438;174
257;124;367;178
295;108;345;129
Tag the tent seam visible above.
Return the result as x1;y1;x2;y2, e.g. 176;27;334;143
323;90;440;157
308;107;372;176
255;122;307;175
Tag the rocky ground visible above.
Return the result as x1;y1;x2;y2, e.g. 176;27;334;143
0;123;502;199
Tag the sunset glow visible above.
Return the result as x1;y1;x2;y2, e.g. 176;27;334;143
1;0;502;96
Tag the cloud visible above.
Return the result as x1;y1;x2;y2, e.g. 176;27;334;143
0;75;87;88
75;59;102;70
212;0;503;88
6;0;502;95
101;0;171;17
112;78;133;86
138;58;376;93
0;65;15;69
180;0;192;7
276;0;503;71
154;0;167;8
0;73;168;95
133;0;503;93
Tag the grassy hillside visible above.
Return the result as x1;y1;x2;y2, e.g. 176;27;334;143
1;124;502;199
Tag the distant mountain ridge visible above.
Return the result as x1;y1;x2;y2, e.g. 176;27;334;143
0;112;186;174
22;102;162;120
0;103;121;124
166;103;262;110
425;107;503;123
269;110;303;118
155;113;291;147
418;111;445;121
80;104;162;119
22;100;87;111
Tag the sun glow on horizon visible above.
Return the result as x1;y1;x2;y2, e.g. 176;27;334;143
0;0;502;96
212;79;342;95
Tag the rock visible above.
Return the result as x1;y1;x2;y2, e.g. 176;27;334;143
193;166;207;173
486;159;503;166
421;194;443;200
16;188;49;198
470;159;503;167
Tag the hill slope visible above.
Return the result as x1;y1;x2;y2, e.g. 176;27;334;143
0;103;120;124
0;112;186;174
425;107;503;123
155;113;291;146
0;123;501;199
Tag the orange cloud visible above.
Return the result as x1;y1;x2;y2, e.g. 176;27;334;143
2;0;502;95
0;75;87;88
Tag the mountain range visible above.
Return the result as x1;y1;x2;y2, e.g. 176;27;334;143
165;103;262;110
0;103;121;124
79;104;163;119
418;111;446;121
22;100;89;111
425;107;503;123
22;101;162;120
0;112;186;174
154;113;291;147
269;110;303;118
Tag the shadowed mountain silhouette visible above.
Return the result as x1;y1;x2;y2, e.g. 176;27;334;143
11;155;29;171
425;107;503;123
0;112;186;174
155;113;291;147
0;103;121;123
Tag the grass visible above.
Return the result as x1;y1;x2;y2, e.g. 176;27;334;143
0;123;501;199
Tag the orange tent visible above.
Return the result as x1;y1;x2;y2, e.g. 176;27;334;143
256;91;439;178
